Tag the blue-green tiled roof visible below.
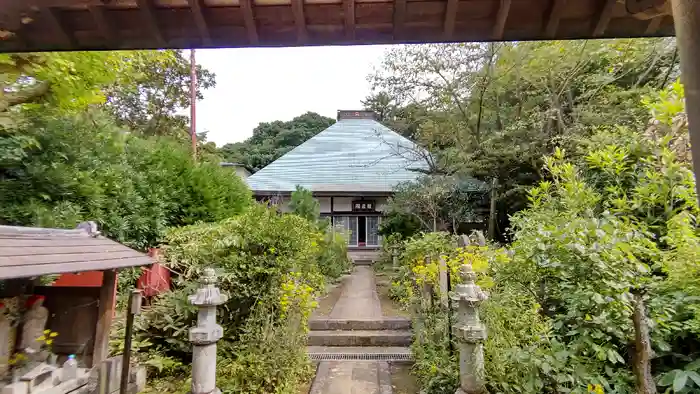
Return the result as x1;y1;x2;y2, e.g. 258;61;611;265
247;119;428;193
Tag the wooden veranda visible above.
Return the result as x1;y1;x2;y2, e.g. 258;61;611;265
0;0;679;51
0;0;698;200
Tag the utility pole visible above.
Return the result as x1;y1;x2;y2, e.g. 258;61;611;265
190;49;198;161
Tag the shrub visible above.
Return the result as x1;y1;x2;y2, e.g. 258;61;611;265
0;110;251;250
132;204;324;392
316;228;352;280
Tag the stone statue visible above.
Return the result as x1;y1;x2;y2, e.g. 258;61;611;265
0;302;11;377
19;295;48;354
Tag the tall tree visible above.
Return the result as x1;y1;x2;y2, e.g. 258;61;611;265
104;50;215;139
369;39;679;238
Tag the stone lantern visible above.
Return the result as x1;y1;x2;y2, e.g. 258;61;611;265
451;264;488;394
188;268;228;394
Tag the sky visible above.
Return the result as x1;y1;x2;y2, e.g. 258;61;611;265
193;45;391;147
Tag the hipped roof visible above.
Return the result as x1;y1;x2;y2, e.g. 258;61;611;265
247;118;427;193
0;223;152;280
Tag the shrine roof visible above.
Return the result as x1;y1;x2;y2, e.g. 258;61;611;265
246;117;428;193
0;222;152;280
0;0;674;53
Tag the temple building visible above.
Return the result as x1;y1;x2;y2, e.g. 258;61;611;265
246;110;426;262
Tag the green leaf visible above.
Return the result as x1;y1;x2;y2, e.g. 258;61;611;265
659;370;677;387
687;371;700;388
686;359;700;371
674;370;689;392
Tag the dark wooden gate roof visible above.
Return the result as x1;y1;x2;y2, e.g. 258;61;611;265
0;223;151;279
0;0;674;52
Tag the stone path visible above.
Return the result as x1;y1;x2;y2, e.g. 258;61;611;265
308;266;400;394
329;266;382;320
310;361;392;394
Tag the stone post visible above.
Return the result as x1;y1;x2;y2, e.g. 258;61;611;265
451;264;488;394
189;268;228;394
438;256;449;308
392;249;399;270
421;256;434;310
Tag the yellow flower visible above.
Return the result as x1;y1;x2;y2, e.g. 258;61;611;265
43;329;51;334
36;335;46;342
49;332;58;338
45;339;53;345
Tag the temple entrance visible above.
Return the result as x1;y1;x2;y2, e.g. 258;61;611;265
358;216;366;245
332;215;381;247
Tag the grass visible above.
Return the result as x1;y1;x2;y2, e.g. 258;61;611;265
375;270;410;318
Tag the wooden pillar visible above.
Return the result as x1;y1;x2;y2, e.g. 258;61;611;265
671;0;700;202
93;269;117;367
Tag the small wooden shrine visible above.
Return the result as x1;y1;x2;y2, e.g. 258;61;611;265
0;221;151;394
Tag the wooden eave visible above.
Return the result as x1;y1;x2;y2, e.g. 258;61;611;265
0;0;675;53
0;225;152;280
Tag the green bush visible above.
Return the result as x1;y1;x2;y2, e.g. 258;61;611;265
316;228;352;280
133;205;324;392
288;186;351;280
217;303;314;393
0;110;251;250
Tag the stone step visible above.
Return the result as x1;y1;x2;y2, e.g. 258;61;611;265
309;317;411;331
353;259;374;266
308;330;412;347
307;346;413;363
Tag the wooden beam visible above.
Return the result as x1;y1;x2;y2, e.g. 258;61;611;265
393;0;407;39
92;269;117;368
187;0;211;46
291;0;308;44
544;0;568;38
492;0;512;40
239;0;259;45
89;5;114;43
443;0;459;40
343;0;355;40
644;15;663;34
42;7;75;47
136;0;165;47
593;0;617;36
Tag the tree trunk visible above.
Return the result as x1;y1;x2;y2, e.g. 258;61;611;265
632;292;657;394
487;178;498;240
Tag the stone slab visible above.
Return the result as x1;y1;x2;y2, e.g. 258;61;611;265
329;267;382;320
307;346;412;355
308;330;412;347
309;361;393;394
309;318;411;331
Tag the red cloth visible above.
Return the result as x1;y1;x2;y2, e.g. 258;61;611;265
137;249;171;297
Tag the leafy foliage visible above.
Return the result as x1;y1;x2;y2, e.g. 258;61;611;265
387;175;488;232
289;185;320;223
381;79;698;394
368;39;679;240
0;110;250;250
104;50;215;139
133;205;326;392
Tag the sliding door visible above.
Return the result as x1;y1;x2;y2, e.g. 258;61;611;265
366;216;380;246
